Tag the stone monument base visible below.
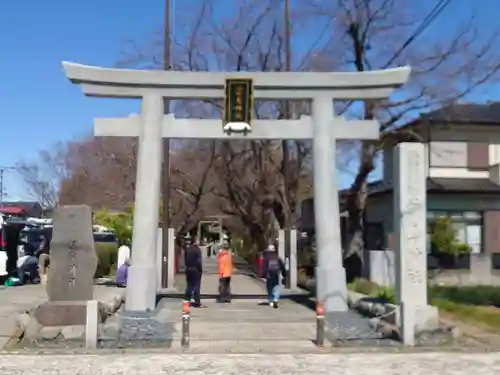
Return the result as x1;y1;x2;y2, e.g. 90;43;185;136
395;304;440;332
34;301;104;327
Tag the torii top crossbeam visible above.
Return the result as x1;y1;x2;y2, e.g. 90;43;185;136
62;62;411;100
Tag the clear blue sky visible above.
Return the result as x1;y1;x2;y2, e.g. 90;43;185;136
0;0;498;201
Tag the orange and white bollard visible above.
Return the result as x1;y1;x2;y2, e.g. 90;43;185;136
181;300;191;348
315;301;325;347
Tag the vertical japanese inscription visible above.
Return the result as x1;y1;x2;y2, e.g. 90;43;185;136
224;78;253;124
68;240;77;287
401;147;427;292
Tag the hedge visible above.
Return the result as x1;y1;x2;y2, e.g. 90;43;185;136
94;242;118;278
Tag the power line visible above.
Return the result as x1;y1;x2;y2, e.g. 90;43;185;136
384;0;453;68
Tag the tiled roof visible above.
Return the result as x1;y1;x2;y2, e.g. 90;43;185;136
425;102;500;124
1;201;41;209
427;178;500;192
361;178;500;196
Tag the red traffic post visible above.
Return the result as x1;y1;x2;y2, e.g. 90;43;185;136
181;300;191;348
316;301;325;347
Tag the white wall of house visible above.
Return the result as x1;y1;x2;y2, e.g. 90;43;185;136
382;124;500;182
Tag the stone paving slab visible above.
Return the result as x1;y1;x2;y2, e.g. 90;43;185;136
0;285;124;350
198;274;268;295
0;352;499;374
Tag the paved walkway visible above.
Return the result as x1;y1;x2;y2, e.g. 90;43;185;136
0;285;124;350
1;352;499;374
108;255;319;349
160;255;392;350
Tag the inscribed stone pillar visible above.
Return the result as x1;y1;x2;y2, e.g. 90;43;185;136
47;205;97;302
393;142;438;344
312;95;348;313
126;94;164;312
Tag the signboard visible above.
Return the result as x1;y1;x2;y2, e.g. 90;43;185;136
224;78;253;125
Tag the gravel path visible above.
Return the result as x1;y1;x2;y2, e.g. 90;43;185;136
1;352;499;374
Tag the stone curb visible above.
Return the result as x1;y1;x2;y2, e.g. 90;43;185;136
2;291;125;350
298;279;459;342
346;290;400;340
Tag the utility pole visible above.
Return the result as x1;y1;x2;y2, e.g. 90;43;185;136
0;166;15;208
161;0;172;289
0;168;5;208
282;0;292;229
283;0;292;289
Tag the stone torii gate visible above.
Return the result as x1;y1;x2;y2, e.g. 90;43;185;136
62;62;410;313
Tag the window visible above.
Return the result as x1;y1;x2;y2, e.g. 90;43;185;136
427;211;483;254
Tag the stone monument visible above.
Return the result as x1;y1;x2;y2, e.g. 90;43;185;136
63;62;410;312
35;205;99;327
393;143;439;345
46;205;97;302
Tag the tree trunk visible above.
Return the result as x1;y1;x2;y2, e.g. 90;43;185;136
344;140;375;282
345;182;367;282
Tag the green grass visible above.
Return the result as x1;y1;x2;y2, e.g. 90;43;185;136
432;298;500;331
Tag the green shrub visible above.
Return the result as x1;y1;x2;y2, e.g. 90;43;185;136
94;242;118;278
374;286;396;304
348;278;380;296
429;285;500;307
93;209;132;246
429;217;471;258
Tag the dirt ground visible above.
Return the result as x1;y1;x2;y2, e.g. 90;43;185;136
439;311;500;348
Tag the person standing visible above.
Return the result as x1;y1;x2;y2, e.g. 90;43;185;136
116;258;130;287
184;237;205;308
217;242;233;303
35;235;50;284
17;247;39;285
262;244;286;308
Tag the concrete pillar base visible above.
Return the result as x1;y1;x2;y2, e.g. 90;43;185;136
316;266;348;313
126;264;157;312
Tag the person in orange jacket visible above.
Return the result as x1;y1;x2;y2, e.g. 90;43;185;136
217;242;233;303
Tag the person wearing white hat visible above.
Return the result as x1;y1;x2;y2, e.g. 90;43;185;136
261;244;286;308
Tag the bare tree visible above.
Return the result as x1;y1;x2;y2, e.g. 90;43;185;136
303;0;500;271
117;0;339;248
59;137;138;209
169;140;218;234
16;142;70;209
